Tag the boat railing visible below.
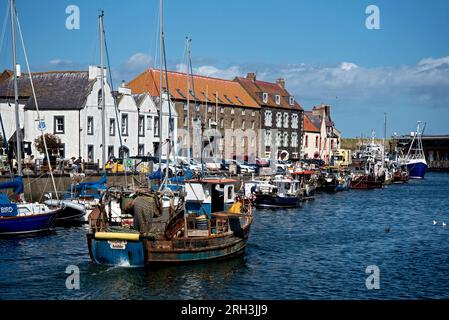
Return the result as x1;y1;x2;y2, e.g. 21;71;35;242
185;213;231;237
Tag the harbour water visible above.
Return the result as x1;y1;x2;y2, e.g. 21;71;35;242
1;172;449;300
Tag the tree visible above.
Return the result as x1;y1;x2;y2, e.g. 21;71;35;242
34;133;61;155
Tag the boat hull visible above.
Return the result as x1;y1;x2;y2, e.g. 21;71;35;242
87;217;252;267
254;194;301;208
350;176;382;190
0;211;58;235
407;161;427;179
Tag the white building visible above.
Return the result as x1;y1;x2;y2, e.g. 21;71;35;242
0;66;174;168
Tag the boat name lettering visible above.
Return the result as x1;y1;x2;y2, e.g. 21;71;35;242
107;240;127;250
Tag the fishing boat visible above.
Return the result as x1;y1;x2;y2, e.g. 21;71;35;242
87;177;253;267
399;122;427;179
349;173;382;189
253;176;302;208
292;170;317;199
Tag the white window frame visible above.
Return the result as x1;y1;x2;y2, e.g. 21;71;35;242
283;113;289;128
276;113;282;128
275;95;281;105
262;93;268;103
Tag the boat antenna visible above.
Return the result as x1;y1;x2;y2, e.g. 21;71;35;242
185;36;191;164
158;0;163;186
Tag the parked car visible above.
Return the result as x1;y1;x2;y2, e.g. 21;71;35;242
177;157;204;173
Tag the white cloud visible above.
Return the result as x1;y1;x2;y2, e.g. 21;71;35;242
175;63;242;79
123;53;153;71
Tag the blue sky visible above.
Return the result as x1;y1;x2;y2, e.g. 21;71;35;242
1;0;449;137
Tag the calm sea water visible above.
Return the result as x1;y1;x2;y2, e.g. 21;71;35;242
1;172;449;300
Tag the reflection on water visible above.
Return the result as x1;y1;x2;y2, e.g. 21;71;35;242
1;172;449;300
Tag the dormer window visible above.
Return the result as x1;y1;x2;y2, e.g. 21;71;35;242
262;93;268;103
289;96;294;106
275;95;281;105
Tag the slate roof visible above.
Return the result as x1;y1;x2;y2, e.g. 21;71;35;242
0;70;94;110
303;113;320;133
235;75;302;111
127;69;260;109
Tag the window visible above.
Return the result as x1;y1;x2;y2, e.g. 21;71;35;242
220;107;224;114
252;111;256;117
264;110;272;127
242;120;245;129
231;108;235;115
331;140;335;151
87;145;94;162
276;131;282;147
262;93;268;103
291;133;298;147
121;114;128;136
305;135;309;148
283;113;289;128
283;132;289;147
220;119;224;129
265;129;272;146
58;144;65;158
154;116;159;136
276;113;282;128
242;109;245;116
251;120;255;130
184;116;188;128
275;95;281;105
97;89;103;108
138;115;145;137
87;117;94;135
54;116;64;134
109;118;115;136
208;105;212;113
147;116;152;131
315;136;319;148
291;113;298;129
289;96;295;106
138;144;145;156
183;103;188;111
231;119;234;129
108;146;114;159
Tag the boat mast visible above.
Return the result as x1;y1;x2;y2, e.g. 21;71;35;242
158;0;163;181
382;112;386;168
186;37;191;164
99;11;106;172
10;0;21;176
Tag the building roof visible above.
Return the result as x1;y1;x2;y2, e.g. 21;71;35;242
0;70;93;110
234;74;302;111
304;111;322;131
127;69;259;109
303;113;320;133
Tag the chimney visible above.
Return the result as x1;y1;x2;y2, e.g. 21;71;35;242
246;72;256;82
276;78;285;89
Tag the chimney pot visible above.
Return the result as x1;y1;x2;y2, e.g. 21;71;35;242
276;78;285;89
246;72;256;82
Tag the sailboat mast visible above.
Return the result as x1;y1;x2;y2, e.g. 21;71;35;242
10;0;22;176
186;37;191;163
158;0;163;176
383;112;386;168
99;11;106;172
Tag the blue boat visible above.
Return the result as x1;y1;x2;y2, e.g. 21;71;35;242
253;177;302;209
400;122;428;179
406;160;427;180
0;177;59;236
87;177;253;267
